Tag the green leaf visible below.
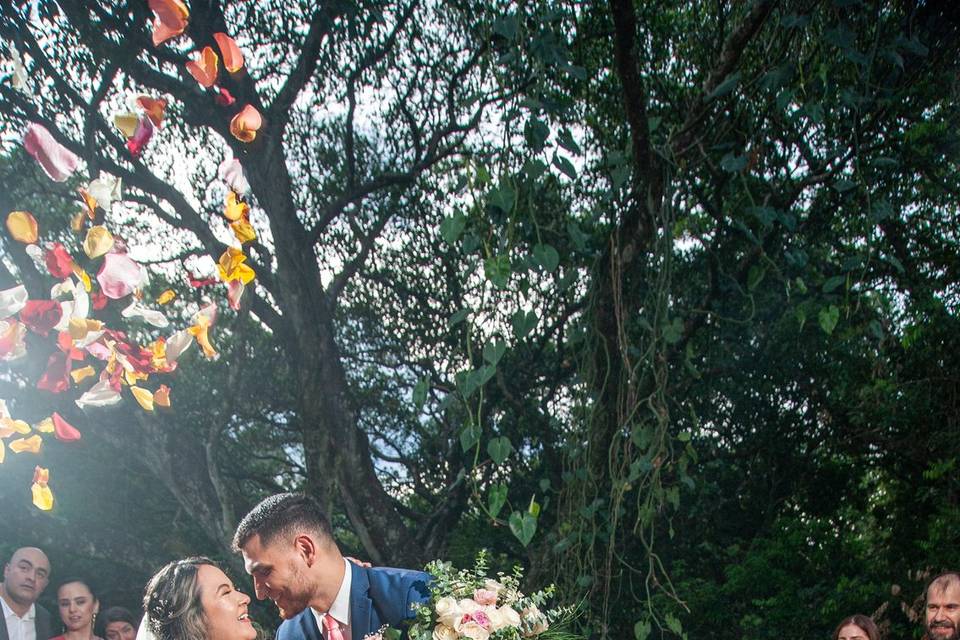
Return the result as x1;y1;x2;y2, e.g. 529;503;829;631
662;317;683;344
532;243;560;272
492;15;519;41
822;275;845;293
482;338;507;365
439;213;466;244
553;154;577;180
511;309;538;339
488;437;513;465
833;179;857;192
818;305;840;335
459;424;481;452
567;220;590;252
720;153;748;172
747;265;765;291
525;119;549;152
488;182;516;213
557;129;581;155
448;308;470;328
509;510;537;546
706;72;741;100
484;255;512;289
634;621;652;640
665;613;683;636
488;483;508;518
412;376;428;409
677;431;692;443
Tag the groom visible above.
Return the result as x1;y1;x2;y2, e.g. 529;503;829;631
233;493;431;640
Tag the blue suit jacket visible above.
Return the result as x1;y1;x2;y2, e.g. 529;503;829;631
275;564;431;640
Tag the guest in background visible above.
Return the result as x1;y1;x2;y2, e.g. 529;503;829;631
924;572;960;640
1;547;52;640
100;608;137;640
833;614;880;640
50;579;101;640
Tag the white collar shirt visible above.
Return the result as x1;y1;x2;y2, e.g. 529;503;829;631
311;559;352;640
1;594;37;640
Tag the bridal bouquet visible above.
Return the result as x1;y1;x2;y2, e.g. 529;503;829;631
404;551;578;640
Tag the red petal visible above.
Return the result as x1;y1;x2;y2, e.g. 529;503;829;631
52;412;82;442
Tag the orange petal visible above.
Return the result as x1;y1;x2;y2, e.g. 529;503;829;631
33;465;49;484
70;365;96;383
153;384;171;408
9;434;42;454
213;33;244;73
186;46;219;88
6;211;39;243
83;225;114;259
188;317;218;359
224;191;249;221
137;96;167;128
34;417;55;433
229;105;262;143
31;468;53;510
156;289;176;305
0;439;4;464
231;218;257;244
78;188;97;219
130;386;155;412
1;417;31;436
149;0;189;47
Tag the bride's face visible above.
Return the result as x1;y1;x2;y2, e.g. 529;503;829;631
197;565;257;640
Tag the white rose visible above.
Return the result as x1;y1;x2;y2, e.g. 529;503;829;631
457;599;482;617
458;622;490;640
484;607;506;632
497;606;521;629
435;597;461;629
483;579;505;595
433;624;459;640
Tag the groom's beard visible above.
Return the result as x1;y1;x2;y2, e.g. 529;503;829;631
274;567;312;619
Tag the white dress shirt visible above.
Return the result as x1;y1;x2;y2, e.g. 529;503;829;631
1;595;37;640
311;558;353;640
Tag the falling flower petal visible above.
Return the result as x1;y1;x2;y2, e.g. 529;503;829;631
165;329;194;363
83;226;114;259
186;46;219;88
121;299;169;328
149;0;189;47
97;253;145;299
188;306;218;359
86;173;122;213
70;365;96;384
215;87;236;107
75;379;123;409
130;386;155;412
34;417;54;433
114;112;139;138
20;300;62;336
0;418;31;437
154;384;171;408
0;320;26;361
156;289;176;305
218;157;249;195
67;317;103;342
91;292;108;310
31;466;53;511
126;116;155;157
213;33;244;72
10;435;42;454
229;105;262;143
0;285;28;319
23;123;80;182
224;191;248;221
44;243;75;279
0;440;4;463
230;219;257;244
218;247;256;284
51;412;82;441
37;352;71;393
10;45;28;93
136;96;166;128
226;279;244;310
6;211;39;244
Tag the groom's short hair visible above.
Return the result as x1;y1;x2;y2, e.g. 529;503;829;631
232;492;334;551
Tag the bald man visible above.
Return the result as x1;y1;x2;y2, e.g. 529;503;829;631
0;548;52;640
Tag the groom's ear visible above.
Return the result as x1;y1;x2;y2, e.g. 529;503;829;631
294;534;317;566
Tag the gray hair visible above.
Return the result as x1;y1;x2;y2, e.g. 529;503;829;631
142;558;213;640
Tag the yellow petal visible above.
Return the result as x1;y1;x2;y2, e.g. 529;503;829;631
71;212;86;233
157;289;176;305
231;218;256;244
6;211;39;244
124;369;148;385
224;191;249;221
32;481;54;511
1;417;32;435
130;385;155;412
73;265;92;292
34;417;55;433
188;317;218;359
9;434;43;454
70;365;96;384
83;225;115;259
68;318;104;341
114;112;139;138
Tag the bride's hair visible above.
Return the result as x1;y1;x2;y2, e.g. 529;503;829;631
143;557;214;640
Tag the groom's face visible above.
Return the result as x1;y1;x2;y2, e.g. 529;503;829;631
241;534;313;619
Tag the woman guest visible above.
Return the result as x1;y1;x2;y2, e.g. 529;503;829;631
51;578;103;640
142;557;256;640
102;607;139;640
834;614;880;640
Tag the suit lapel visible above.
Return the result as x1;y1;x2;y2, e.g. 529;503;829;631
349;564;373;640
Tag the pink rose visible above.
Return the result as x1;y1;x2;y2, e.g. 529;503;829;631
471;612;491;631
473;589;497;606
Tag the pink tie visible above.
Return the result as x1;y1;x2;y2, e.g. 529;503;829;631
323;615;346;640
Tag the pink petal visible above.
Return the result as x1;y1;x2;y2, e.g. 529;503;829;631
96;253;145;299
23;123;80;182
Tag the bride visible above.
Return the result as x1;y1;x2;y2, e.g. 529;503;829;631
140;557;258;640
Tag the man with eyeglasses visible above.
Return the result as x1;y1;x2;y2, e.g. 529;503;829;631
0;547;52;640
